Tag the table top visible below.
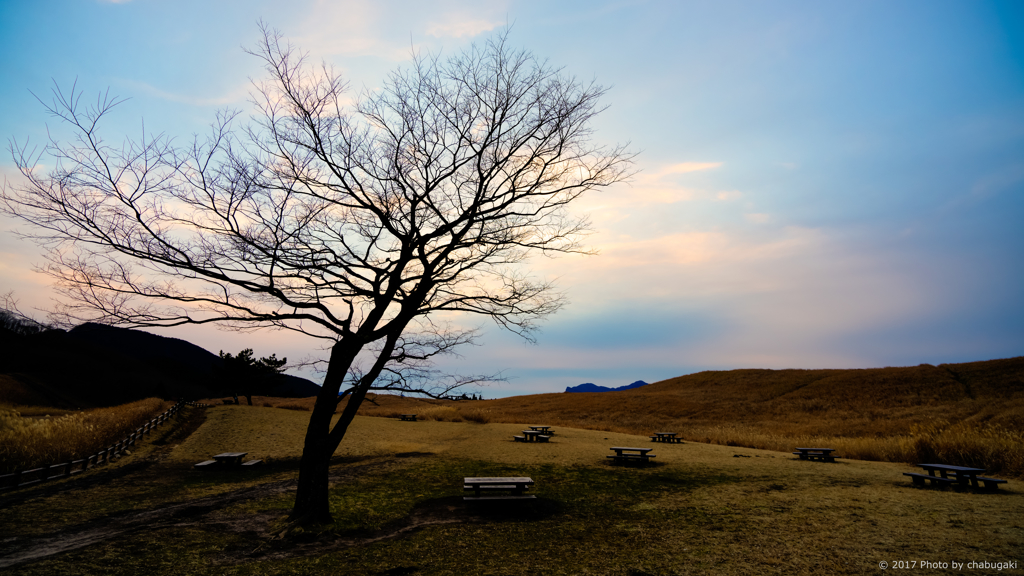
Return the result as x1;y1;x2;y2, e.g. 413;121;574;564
523;430;544;434
464;477;534;485
529;425;551;429
795;447;835;452
919;463;986;473
610;447;653;453
214;452;247;459
654;432;677;436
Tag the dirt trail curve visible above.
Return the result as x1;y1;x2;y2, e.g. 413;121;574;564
0;468;294;569
0;458;468;569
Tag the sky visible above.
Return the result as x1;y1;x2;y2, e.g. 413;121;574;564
1;0;1022;397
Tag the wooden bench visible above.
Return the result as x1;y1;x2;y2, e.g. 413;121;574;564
608;447;656;465
513;435;527;442
903;472;957;487
910;463;1005;491
607;454;657;464
464;484;520;491
536;435;550;443
241;459;263;467
792;451;840;463
977;476;1008;490
194;460;218;470
793;448;839;463
463;477;535;501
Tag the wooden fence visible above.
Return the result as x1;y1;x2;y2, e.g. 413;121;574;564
0;401;207;492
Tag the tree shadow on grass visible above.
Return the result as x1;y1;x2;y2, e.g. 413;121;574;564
462;495;565;521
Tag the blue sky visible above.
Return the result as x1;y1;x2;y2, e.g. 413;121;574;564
1;0;1022;397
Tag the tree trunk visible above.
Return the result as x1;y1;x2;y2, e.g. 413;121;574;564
289;339;361;523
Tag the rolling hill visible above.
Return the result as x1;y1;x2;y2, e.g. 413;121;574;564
346;356;1024;476
0;323;319;408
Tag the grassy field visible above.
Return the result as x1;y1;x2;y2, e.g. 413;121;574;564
1;403;1021;575
273;356;1023;479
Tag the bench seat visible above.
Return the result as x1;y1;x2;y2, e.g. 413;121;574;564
793;452;839;462
904;472;956;486
607;454;656;464
241;459;263;467
977;476;1008;490
513;435;526;442
463;495;537;501
536;435;550;442
193;460;218;469
464;484;525;491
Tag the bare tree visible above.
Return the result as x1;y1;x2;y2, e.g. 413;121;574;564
2;26;633;523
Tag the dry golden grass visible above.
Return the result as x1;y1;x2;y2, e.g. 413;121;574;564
333;357;1024;478
0;398;173;473
201;356;1024;477
3;404;1021;575
164;406;1024;575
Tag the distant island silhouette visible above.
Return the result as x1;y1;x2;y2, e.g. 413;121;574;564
565;380;648;393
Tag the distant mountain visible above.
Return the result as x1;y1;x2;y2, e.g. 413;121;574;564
0;323;320;408
565;380;648;393
68;323;223;376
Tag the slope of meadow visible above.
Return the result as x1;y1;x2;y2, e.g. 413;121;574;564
334;356;1024;477
4;407;1022;575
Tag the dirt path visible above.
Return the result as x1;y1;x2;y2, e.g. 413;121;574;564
0;451;471;569
0;477;295;568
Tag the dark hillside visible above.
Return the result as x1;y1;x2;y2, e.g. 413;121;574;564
0;326;211;408
0;324;320;408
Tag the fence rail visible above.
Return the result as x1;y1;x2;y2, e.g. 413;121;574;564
0;401;207;492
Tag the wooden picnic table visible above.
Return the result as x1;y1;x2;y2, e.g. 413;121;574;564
399;414;417;422
607;447;656;465
649;432;683;444
194;452;262;470
792;447;840;462
518;430;550;442
463;476;536;501
213;452;248;466
905;463;1007;490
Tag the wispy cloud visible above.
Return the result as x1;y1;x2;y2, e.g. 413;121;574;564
426;19;502;39
970;162;1024;199
653;162;723;177
294;1;507;62
117;79;250;108
580;160;727;213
